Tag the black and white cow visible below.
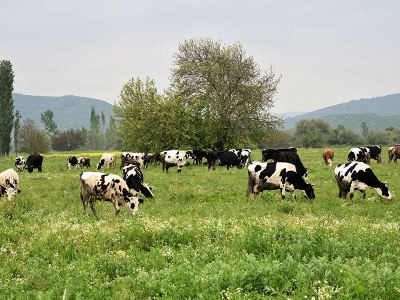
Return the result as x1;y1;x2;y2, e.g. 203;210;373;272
122;164;154;198
366;145;382;163
0;168;21;200
229;148;252;166
334;161;392;200
26;154;43;173
143;153;157;169
161;150;195;173
79;171;143;217
120;152;146;168
96;153;116;170
272;149;308;180
347;147;370;164
246;161;315;202
208;151;245;170
15;156;26;172
192;149;208;166
67;156;79;170
77;157;91;169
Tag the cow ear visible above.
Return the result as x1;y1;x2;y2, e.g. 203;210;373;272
383;181;388;184
311;183;316;186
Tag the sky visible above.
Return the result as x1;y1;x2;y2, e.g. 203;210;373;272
1;1;400;113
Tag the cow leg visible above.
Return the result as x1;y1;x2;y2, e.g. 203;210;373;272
113;199;121;216
89;197;98;218
290;191;297;202
38;166;42;172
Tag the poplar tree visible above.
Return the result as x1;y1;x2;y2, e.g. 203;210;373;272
0;60;15;156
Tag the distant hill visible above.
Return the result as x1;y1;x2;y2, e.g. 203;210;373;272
283;94;400;133
13;93;114;131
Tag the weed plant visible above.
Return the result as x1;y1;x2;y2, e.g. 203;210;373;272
0;148;400;299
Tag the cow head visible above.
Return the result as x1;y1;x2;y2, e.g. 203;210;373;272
96;159;105;170
375;182;393;200
4;179;21;200
301;183;315;202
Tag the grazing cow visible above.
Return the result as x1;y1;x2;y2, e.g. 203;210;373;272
161;150;195;173
246;161;315;202
0;169;21;200
388;146;400;163
366;145;382;163
261;148;297;162
347;147;370;164
96;153;116;170
15;156;26;172
192;149;208;166
77;157;91;169
67;156;79;170
208;151;245;170
79;171;142;217
122;164;154;198
26;154;43;173
230;148;252;166
322;149;334;166
334;161;392;200
273;150;308;180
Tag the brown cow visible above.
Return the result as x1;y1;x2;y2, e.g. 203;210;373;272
388;146;400;163
322;148;334;166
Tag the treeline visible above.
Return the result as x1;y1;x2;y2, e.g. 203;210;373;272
265;118;400;149
13;107;121;154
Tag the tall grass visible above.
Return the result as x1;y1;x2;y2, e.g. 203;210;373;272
0;148;399;299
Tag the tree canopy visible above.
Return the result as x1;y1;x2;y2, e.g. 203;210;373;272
170;38;283;150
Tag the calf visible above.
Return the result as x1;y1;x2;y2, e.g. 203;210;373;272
26;154;43;173
366;145;382;163
15;156;26;172
122;164;154;198
347;147;370;164
0;169;21;200
67;156;79;170
334;161;392;200
96;153;116;170
161;150;194;173
79;171;142;217
208;151;244;170
77;157;91;169
246;161;315;202
322;148;334;166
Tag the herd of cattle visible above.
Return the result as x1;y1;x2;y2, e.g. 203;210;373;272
0;145;397;216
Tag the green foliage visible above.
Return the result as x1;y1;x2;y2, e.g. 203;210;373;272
0;148;400;298
0;60;15;156
294;119;330;148
17;118;50;153
86;106;104;150
40;109;59;140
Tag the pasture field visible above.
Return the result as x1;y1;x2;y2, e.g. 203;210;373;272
0;148;400;299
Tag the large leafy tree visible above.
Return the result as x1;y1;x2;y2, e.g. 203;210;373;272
170;38;283;150
13;110;21;154
52;129;85;151
0;60;15;156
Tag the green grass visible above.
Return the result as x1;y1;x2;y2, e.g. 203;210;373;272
1;148;400;299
